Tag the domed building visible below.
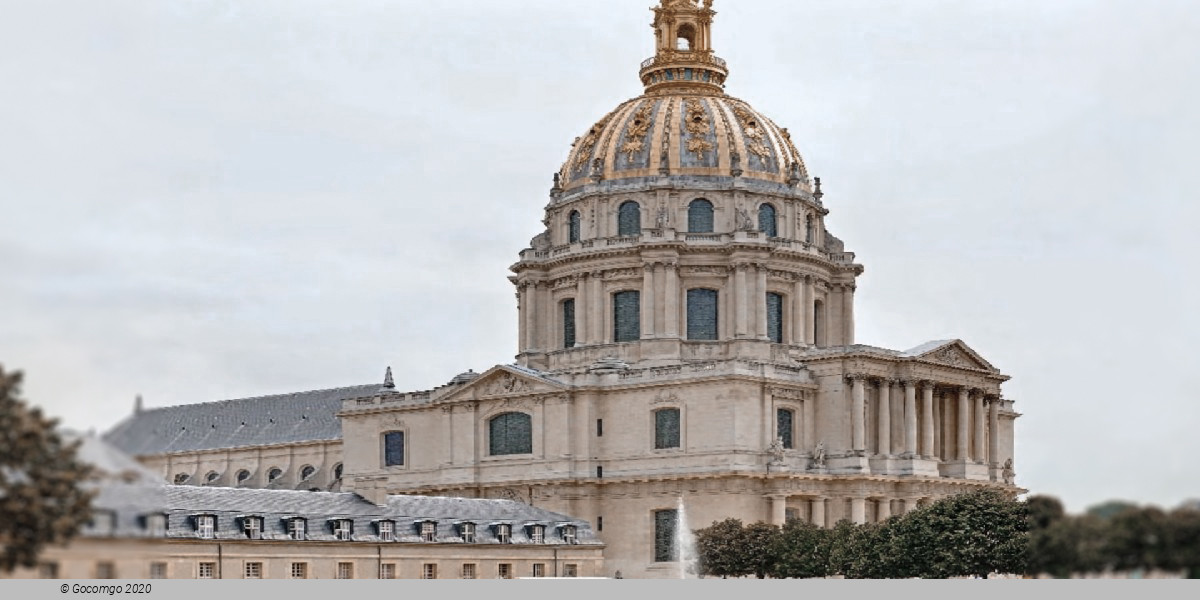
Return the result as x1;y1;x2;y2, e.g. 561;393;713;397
106;0;1022;580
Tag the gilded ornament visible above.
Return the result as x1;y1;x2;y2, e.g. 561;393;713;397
572;112;616;172
619;101;655;162
732;104;771;160
683;98;715;160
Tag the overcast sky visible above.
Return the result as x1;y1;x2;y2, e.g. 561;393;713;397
2;0;1197;514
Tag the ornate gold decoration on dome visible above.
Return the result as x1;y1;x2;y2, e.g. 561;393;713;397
731;103;771;160
683;98;714;160
620;101;655;162
572;112;616;172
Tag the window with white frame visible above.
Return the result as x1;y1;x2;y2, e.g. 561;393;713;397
532;563;546;578
198;562;215;579
149;562;167;579
244;562;262;579
460;522;476;543
377;520;394;542
334;519;353;541
379;563;396;579
243;516;262;540
95;562;115;579
496;524;512;544
336;562;353;580
146;513;167;536
529;524;545;543
562;525;578;544
420;521;436;542
498;563;512;579
91;511;115;534
564;564;579;578
422;563;437;579
290;563;307;579
288;517;306;540
461;563;476;579
196;515;215;539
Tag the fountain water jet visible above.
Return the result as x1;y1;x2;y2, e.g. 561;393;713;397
676;495;699;579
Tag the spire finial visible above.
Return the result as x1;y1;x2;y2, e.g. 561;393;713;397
813;177;824;202
641;0;727;94
134;394;143;414
382;366;395;390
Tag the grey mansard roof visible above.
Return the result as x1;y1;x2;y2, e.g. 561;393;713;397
102;384;380;456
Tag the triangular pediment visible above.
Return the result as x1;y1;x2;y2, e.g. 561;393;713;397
441;365;566;402
903;339;998;373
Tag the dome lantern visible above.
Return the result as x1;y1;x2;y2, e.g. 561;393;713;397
640;0;728;95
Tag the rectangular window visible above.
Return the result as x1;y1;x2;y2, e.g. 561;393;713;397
461;563;476;579
532;563;545;578
378;520;395;542
655;408;681;449
777;408;794;449
766;292;784;344
291;563;308;579
147;513;167;536
96;562;115;579
38;562;58;579
197;514;215;539
422;563;437;580
336;562;354;580
289;518;306;540
596;466;603;478
244;516;262;540
562;299;576;348
564;564;578;578
785;508;800;522
198;562;215;579
686;288;719;340
562;525;577;544
378;563;395;580
596;418;603;436
460;522;476;543
498;564;512;579
384;431;405;466
613;290;641;342
421;521;437;542
654;509;678;562
597;516;603;531
530;525;545;543
334;519;352;541
496;524;512;544
149;562;167;579
244;562;262;579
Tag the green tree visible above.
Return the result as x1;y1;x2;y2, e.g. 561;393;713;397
694;518;749;578
741;522;781;579
1086;500;1139;520
893;489;1028;578
769;519;829;579
1026;495;1066;530
0;366;94;572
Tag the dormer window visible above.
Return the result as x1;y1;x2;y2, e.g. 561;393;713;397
419;521;437;542
529;524;545;544
288;517;306;541
333;519;353;541
268;468;283;482
196;515;215;539
243;516;263;540
495;524;512;544
90;511;115;534
173;473;190;485
460;522;476;543
300;466;316;481
146;513;167;536
377;520;395;542
562;525;578;545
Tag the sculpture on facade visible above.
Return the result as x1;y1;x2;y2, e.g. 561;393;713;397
655;205;669;229
766;437;785;464
735;206;753;231
811;440;827;469
1002;458;1015;484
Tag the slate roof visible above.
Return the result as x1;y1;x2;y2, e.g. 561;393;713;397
84;484;600;545
102;384;380;456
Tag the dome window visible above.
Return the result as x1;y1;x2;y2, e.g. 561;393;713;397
676;24;696;51
688;199;714;233
568;210;581;243
618;201;640;236
758;203;778;237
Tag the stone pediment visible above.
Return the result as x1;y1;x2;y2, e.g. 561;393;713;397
442;365;566;402
903;340;998;373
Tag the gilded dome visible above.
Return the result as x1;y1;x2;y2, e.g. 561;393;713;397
557;93;810;193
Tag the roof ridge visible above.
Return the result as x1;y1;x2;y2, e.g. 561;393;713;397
130;382;379;415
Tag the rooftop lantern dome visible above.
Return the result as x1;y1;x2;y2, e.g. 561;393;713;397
640;0;728;95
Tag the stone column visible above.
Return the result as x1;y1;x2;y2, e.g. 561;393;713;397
770;496;787;526
988;396;1001;468
803;277;815;346
590;271;604;344
921;382;935;459
641;263;656;339
877;379;891;457
903;379;917;456
850;497;866;525
525;283;539;351
664;262;679;338
843;283;855;345
810;497;826;528
755;266;769;339
791;278;804;345
849;376;866;453
877;499;892;522
803;392;816;454
517;283;529;352
575;274;589;345
957;388;970;461
903;498;919;514
735;264;749;337
973;389;986;463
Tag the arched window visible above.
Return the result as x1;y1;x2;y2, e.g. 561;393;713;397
618;201;641;236
777;408;795;450
654;509;679;562
267;468;283;482
235;469;251;484
654;408;681;449
173;473;190;485
686;288;718;340
204;471;220;484
383;431;405;466
688;199;714;233
299;465;316;481
766;292;784;343
489;412;533;456
758;203;778;237
805;215;814;244
568;211;581;243
676;24;696;51
813;300;824;348
562;299;576;348
333;463;343;480
613;290;641;342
